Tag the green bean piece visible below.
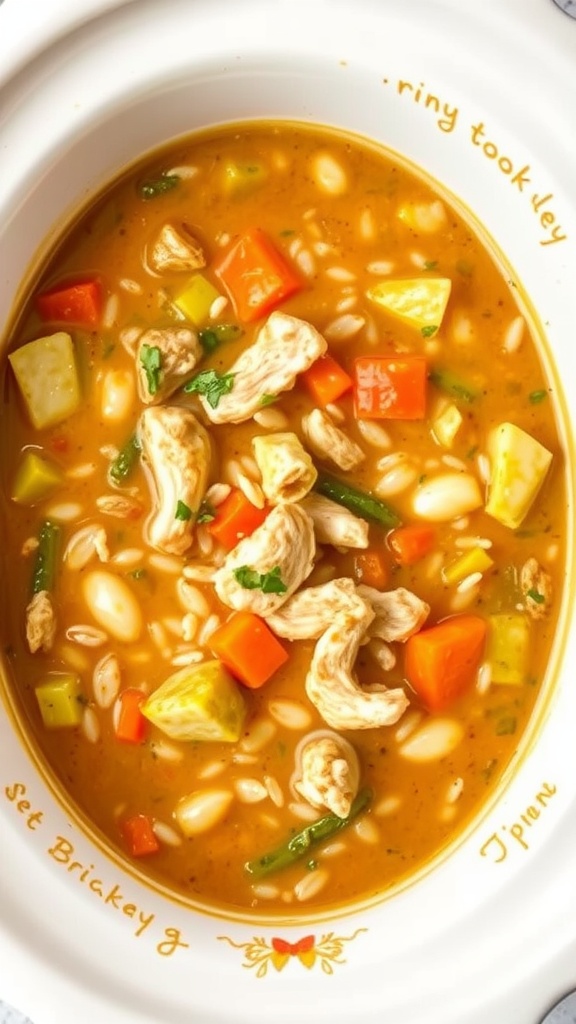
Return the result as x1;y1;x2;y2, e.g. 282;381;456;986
314;472;401;528
138;174;180;200
31;520;61;595
108;433;141;485
245;787;372;878
428;367;479;403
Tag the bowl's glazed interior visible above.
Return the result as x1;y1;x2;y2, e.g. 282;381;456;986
1;2;576;1023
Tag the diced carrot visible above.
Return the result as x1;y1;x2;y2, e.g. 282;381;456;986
214;228;302;322
302;354;353;406
210;611;289;689
404;614;487;711
354;355;427;420
208;487;269;551
115;688;147;743
388;523;437;566
36;278;103;327
353;548;389;589
122;814;160;857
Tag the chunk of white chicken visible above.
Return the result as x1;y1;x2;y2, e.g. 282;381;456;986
136;326;203;405
305;591;410;730
138;405;211;556
199;312;327;424
148;222;206;274
267;577;358;640
26;590;56;654
291;730;360;818
302;408;365;472
520;556;552;620
358;585;430;642
213;503;315;616
252;432;317;505
300;492;369;549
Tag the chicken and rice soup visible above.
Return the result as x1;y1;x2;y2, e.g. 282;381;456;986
0;121;564;912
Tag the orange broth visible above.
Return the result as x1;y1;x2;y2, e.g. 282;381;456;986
0;121;565;913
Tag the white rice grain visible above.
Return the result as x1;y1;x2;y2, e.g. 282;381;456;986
476;661;492;695
502;315;525;353
356;419;392;449
240;719;276;754
294;868;329;902
102;293;119;329
209;295;229;319
152;820;182;847
148;553;183;575
324;313;365;341
234;778;268;804
119;278;143;295
197;613;221;647
252;407;290;430
366;259;395;275
268;698;312;731
81;707;100;744
264;775;285;808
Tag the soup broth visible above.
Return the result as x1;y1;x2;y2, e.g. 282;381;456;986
0;121;564;914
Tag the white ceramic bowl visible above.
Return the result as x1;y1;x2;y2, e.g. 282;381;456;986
1;2;576;1022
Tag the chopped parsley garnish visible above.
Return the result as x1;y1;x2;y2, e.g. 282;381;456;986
199;323;243;354
127;568;147;580
495;716;517;736
526;587;545;604
140;344;162;396
259;393;278;407
421;325;438;338
233;565;288;594
196;499;216;524
423;260;438;270
528;389;548;405
175;500;193;522
184;368;235;408
139;174;180;200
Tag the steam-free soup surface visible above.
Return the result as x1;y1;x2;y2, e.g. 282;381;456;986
0;122;564;913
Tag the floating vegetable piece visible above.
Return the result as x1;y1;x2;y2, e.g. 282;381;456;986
485;422;553;529
108;433;141;485
388;523;436;566
35;672;83;728
367;277;452;332
209;611;289;689
314;472;401;528
122;814;160;857
486;613;530;685
354;355;427;419
11;452;63;505
142;660;246;741
431;401;463;448
114;688;147;743
138;173;180;200
208;487;269;550
245;787;372;878
35;278;103;326
302;353;353;406
8;332;81;430
253;432;317;504
214;228;302;323
222;160;268;196
441;547;494;586
429;367;480;403
173;273;222;325
404;614;487;710
31;520;61;595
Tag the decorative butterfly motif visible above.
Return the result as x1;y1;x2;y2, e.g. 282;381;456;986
219;928;367;977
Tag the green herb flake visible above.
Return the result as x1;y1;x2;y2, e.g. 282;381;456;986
196;499;216;524
526;587;545;605
421;325;438;338
259;393;278;407
528;389;548;405
423;260;438;270
127;568;147;580
495;716;517;736
139;174;180;200
140;344;162;396
184;368;235;408
199;323;243;354
175;500;193;522
233;564;288;595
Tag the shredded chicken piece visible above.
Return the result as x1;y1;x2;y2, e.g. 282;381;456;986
136;326;203;404
302;407;365;471
267;577;358;639
213;503;315;616
200;312;327;424
520;557;552;619
148;222;206;273
96;494;143;519
291;730;360;818
138;405;211;556
358;585;430;642
300;493;369;549
252;432;317;504
26;590;56;654
305;591;409;730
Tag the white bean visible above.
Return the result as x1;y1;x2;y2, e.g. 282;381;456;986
82;570;143;643
399;718;464;762
175;789;233;836
412;472;483;522
312;152;348;195
101;369;135;423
